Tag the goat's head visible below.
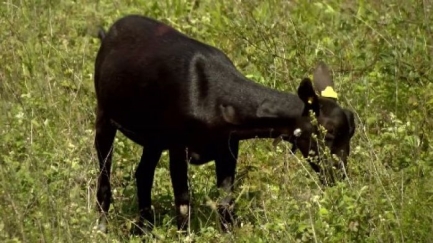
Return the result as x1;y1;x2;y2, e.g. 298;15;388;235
290;61;356;186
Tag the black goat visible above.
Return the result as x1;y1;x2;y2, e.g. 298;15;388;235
93;15;355;234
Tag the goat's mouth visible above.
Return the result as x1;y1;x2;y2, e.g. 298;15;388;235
317;158;348;186
305;150;348;187
272;134;291;147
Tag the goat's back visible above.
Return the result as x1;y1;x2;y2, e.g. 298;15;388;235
93;15;239;145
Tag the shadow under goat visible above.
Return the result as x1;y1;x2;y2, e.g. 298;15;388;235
92;14;356;235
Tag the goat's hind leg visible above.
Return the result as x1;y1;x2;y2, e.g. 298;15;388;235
95;109;117;233
131;145;162;235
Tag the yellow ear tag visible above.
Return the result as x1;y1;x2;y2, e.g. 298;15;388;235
307;97;314;104
321;86;338;99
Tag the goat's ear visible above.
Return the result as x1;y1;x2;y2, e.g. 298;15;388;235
221;104;241;125
297;78;320;115
344;109;356;138
313;61;338;100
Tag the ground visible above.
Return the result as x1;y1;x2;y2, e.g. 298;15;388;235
1;0;433;242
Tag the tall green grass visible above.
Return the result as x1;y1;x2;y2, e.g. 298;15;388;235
1;0;432;242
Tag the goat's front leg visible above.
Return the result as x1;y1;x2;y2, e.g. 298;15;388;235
215;138;239;231
169;147;190;232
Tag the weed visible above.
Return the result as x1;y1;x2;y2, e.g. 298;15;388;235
1;0;433;242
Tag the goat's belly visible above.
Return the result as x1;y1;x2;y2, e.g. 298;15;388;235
187;149;216;165
109;116;221;162
109;118;160;146
186;141;219;165
116;126;151;146
115;126;219;164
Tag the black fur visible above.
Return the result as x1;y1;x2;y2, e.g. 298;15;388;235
93;15;355;234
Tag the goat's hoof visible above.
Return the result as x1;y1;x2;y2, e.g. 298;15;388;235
96;224;107;234
130;216;154;235
131;209;155;235
176;223;189;234
176;229;189;236
96;215;108;234
220;218;242;233
218;206;238;232
130;224;142;236
130;221;153;236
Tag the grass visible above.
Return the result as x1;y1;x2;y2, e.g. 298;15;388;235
1;0;433;242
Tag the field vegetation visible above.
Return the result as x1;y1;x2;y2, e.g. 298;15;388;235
1;0;433;242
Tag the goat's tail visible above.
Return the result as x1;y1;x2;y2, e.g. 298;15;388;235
97;26;106;41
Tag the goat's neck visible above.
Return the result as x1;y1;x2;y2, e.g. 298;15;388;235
217;75;306;140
